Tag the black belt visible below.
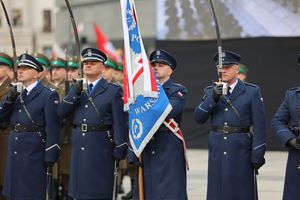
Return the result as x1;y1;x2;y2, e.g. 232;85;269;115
13;124;45;132
212;125;250;134
74;124;112;132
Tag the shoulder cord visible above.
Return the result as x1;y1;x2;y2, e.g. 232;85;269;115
20;96;45;143
222;95;245;128
84;90;101;119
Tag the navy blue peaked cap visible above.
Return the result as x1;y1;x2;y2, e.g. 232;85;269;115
81;47;107;63
150;49;177;70
18;53;43;72
213;50;241;66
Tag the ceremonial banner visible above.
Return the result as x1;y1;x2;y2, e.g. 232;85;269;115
121;0;172;157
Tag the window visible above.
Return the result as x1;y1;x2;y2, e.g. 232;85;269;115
43;10;52;32
12;9;22;27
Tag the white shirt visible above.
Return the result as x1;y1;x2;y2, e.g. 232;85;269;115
24;81;39;95
228;79;238;94
88;77;102;89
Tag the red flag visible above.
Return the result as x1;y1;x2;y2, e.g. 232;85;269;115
93;22;121;62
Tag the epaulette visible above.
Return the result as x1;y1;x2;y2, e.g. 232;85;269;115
205;85;213;90
109;82;121;89
244;82;259;88
44;86;56;92
173;83;183;87
110;82;119;86
49;87;56;92
287;87;300;92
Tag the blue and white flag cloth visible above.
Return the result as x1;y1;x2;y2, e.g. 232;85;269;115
121;0;172;157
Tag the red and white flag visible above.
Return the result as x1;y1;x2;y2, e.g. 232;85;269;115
93;22;122;62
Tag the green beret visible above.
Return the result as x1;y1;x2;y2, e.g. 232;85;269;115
117;63;123;72
0;52;13;68
67;57;79;69
32;52;50;68
239;64;248;75
50;57;66;68
104;59;118;70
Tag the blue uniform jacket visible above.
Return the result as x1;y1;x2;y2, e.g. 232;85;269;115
272;86;300;200
0;82;60;200
193;79;266;200
57;78;127;199
131;79;188;200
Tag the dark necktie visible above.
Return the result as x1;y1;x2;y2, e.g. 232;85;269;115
22;89;28;100
89;83;94;94
227;86;231;96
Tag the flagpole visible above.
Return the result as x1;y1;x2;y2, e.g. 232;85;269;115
138;156;144;200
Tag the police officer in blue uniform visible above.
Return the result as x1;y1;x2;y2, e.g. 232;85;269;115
0;54;60;199
57;47;127;200
271;54;300;200
131;49;188;200
193;50;266;200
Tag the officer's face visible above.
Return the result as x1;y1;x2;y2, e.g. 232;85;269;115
0;65;10;80
83;61;104;78
102;67;115;82
238;73;247;81
67;69;79;81
219;64;239;84
152;62;173;81
52;67;66;82
17;66;39;84
114;71;123;83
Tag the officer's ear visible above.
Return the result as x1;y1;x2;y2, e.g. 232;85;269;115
234;64;240;74
167;66;173;76
32;70;40;79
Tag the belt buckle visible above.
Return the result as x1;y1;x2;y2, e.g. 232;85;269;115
81;124;88;132
14;123;21;132
223;125;229;134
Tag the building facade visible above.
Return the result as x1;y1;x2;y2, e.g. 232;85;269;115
0;0;56;56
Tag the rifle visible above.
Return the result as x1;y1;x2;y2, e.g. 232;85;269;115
46;166;54;200
0;0;23;92
208;0;227;95
64;0;87;91
254;169;258;200
112;160;118;200
64;48;70;95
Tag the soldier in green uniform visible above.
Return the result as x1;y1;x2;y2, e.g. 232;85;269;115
50;56;67;100
238;63;248;82
32;52;56;90
103;58;118;83
67;56;79;82
58;56;79;199
0;52;13;199
115;63;124;86
49;56;67;198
